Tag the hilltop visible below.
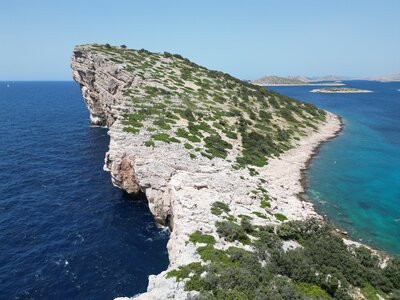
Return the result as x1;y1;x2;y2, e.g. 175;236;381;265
75;44;327;168
71;44;400;300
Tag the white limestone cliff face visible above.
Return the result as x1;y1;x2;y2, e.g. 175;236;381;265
71;45;342;299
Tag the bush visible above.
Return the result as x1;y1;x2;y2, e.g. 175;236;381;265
180;218;400;299
166;262;204;281
144;140;155;147
152;133;171;143
277;222;297;240
204;134;233;159
189;231;216;246
184;143;193;149
240;218;254;234
176;128;201;143
295;282;330;299
238;131;282;167
260;198;270;208
211;201;230;213
384;258;400;289
216;220;250;244
275;213;288;222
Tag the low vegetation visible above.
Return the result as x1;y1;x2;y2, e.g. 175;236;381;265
90;44;326;168
167;202;400;300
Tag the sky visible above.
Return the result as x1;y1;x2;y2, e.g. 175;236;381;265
0;0;399;81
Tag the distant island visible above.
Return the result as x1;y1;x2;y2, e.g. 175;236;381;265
252;74;400;86
252;75;343;86
363;73;400;82
311;74;400;82
311;87;373;93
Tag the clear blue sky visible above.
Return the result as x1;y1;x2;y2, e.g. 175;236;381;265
1;0;399;80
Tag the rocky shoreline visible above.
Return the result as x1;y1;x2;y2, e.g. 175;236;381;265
70;45;346;299
263;112;342;222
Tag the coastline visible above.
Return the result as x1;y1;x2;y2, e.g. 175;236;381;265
261;112;343;221
299;114;344;196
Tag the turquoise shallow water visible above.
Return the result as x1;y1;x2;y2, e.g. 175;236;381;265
269;81;400;255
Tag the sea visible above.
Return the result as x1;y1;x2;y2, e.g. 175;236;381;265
0;82;169;299
269;81;400;256
0;80;399;299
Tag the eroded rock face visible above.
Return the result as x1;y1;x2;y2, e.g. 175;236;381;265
105;154;140;194
72;49;134;127
71;45;342;299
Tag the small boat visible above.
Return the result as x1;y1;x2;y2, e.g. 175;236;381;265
6;83;10;88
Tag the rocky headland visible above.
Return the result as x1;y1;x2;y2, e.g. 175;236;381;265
71;44;399;300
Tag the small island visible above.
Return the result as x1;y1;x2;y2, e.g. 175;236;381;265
311;87;373;93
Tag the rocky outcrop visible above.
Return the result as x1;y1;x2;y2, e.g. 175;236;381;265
71;45;342;299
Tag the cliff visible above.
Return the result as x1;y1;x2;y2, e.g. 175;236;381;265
71;45;399;300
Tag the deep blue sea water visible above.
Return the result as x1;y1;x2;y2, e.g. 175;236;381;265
0;82;169;299
269;81;400;256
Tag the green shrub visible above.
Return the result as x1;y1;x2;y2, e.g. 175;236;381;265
216;220;250;244
212;201;230;213
211;206;222;216
123;127;139;134
189;231;216;246
260;198;271;208
252;211;268;219
277;222;297;240
204;134;233;159
383;258;400;289
176;128;201;143
153;119;171;130
169;137;181;143
238;131;282;167
184;143;193;149
197;245;231;264
240;218;254;234
295;282;329;299
144;140;155;147
361;284;388;300
166;262;204;281
275;213;288;222
152;133;171;143
179;108;196;121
